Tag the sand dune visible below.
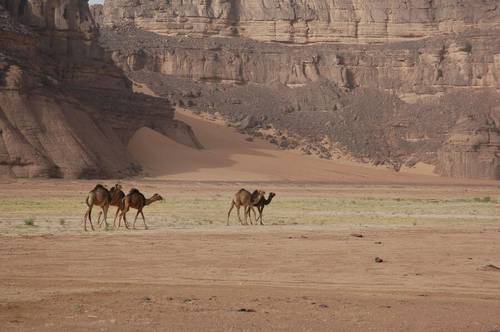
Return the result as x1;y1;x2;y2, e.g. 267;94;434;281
127;108;474;184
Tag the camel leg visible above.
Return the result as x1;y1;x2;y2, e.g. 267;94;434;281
97;211;103;228
245;206;254;225
117;210;125;229
227;201;235;226
116;212;122;229
140;211;148;230
102;205;109;228
133;210;140;229
244;206;252;224
236;206;245;225
244;206;250;226
248;206;255;225
113;208;121;229
258;206;264;225
83;209;90;232
250;207;258;225
122;210;130;229
87;206;95;231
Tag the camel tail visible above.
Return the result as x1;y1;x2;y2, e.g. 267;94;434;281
227;200;235;226
86;191;96;207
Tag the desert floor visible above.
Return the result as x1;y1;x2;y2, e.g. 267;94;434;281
1;111;500;331
1;181;500;331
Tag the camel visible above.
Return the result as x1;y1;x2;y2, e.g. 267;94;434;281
97;184;125;228
117;188;163;230
83;184;111;231
227;189;265;226
248;192;276;225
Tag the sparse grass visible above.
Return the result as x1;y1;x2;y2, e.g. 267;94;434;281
472;196;493;203
23;218;35;226
1;184;500;235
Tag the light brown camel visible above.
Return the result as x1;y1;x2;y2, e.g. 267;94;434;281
227;189;265;226
248;192;276;225
83;184;111;231
117;188;163;230
97;184;125;228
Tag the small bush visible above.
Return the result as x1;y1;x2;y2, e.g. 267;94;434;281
59;218;66;225
473;196;492;203
23;218;35;226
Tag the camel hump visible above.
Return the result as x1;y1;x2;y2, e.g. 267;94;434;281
93;184;106;191
250;190;260;199
128;188;140;195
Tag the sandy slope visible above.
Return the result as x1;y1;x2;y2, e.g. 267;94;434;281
127;108;458;183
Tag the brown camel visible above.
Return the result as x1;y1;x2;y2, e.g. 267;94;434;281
83;184;111;231
97;184;125;228
227;189;265;226
117;188;163;230
248;192;276;225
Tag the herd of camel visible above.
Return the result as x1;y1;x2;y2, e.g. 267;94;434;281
83;184;276;231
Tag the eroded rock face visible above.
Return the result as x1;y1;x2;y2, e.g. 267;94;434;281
100;25;500;96
437;109;500;179
0;0;200;178
102;0;499;44
90;4;104;27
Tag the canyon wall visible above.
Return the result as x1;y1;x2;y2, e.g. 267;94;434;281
0;0;200;178
101;0;499;44
94;0;500;178
101;25;500;97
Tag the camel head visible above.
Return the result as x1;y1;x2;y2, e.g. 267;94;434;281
263;192;276;205
151;193;163;202
110;184;122;193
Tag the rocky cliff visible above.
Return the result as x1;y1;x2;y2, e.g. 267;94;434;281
101;0;499;44
0;0;200;178
94;0;500;178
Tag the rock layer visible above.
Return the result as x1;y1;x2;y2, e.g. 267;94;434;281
0;0;200;178
101;0;499;44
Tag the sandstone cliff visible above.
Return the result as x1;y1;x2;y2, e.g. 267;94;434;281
94;0;500;178
101;0;499;44
0;0;200;178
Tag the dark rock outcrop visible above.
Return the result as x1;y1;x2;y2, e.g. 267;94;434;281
437;109;500;179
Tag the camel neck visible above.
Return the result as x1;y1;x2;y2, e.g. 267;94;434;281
145;196;158;206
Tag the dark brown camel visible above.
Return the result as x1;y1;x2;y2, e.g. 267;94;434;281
83;184;111;231
248;192;276;225
227;189;265;226
117;188;163;230
97;184;125;228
